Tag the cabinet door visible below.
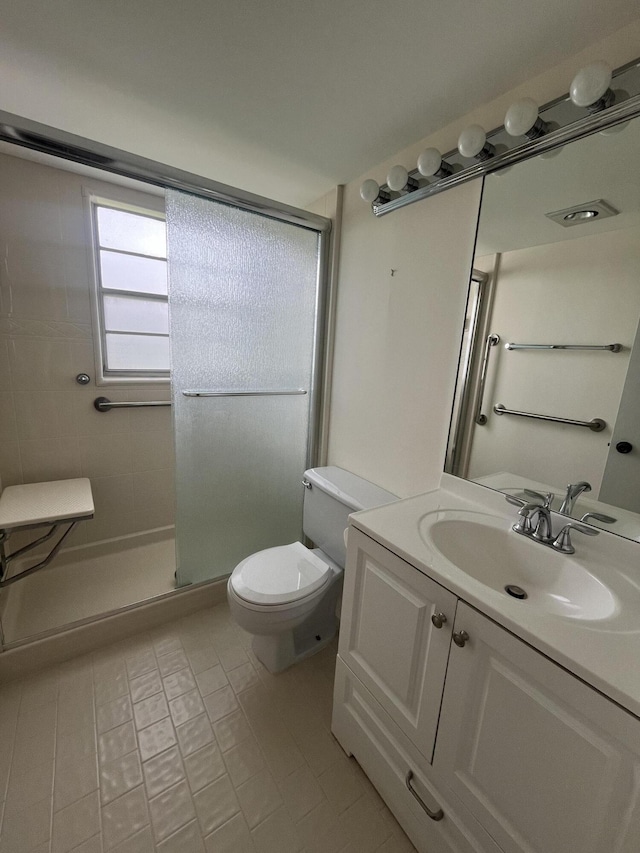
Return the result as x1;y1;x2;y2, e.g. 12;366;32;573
434;602;640;853
338;526;457;761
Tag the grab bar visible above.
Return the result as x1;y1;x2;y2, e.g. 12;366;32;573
494;403;606;432
475;333;500;425
94;397;171;412
182;389;307;397
505;342;621;352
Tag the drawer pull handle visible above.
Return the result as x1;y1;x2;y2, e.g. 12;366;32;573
431;612;447;629
453;630;470;647
405;770;444;821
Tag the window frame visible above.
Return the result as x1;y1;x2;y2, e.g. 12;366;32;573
87;193;171;385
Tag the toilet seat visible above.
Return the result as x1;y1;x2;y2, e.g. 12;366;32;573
230;541;332;606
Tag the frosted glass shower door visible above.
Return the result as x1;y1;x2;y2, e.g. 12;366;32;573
166;191;321;586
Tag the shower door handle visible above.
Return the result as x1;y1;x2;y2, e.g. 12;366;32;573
182;389;307;397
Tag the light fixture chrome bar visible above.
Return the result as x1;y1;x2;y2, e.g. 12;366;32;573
94;397;171;411
182;389;307;397
505;342;622;352
475;333;500;425
374;71;640;218
494;403;606;432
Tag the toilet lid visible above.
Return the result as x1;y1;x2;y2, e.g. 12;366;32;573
230;541;332;606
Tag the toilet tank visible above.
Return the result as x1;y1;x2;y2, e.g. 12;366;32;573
303;466;397;566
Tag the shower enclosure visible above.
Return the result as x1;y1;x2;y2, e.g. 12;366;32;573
167;191;325;586
0;112;330;648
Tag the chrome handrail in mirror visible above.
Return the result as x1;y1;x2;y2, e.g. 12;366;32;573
446;108;640;542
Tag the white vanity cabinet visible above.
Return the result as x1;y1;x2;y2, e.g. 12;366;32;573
333;525;640;853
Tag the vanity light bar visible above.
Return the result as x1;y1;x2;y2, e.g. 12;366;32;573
365;58;640;217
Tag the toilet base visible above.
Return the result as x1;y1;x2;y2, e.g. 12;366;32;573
252;583;340;673
252;615;338;674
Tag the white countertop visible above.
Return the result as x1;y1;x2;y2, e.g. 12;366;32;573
349;473;640;720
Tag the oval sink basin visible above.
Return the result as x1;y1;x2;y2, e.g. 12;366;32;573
422;513;618;621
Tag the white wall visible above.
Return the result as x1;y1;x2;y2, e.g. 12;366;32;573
328;180;481;497
326;20;640;498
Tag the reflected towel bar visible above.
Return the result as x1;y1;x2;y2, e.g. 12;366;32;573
94;397;171;412
494;403;606;432
505;342;622;352
182;389;307;397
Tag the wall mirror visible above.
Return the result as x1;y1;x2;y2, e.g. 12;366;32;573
446;111;640;542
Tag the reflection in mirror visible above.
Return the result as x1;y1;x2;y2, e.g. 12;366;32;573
447;113;640;541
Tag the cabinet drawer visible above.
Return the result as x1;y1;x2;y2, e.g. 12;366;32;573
333;656;502;853
339;526;457;760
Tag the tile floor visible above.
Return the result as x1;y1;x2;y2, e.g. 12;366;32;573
0;602;416;852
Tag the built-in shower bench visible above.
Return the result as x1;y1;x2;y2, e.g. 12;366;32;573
0;478;94;587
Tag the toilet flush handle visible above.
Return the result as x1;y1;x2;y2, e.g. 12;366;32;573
302;479;312;489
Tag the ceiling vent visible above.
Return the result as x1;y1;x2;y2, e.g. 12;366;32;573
545;199;619;228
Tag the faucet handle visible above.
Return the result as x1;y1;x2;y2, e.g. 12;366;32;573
579;511;616;525
552;522;599;554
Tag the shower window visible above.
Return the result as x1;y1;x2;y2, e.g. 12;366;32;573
89;197;170;381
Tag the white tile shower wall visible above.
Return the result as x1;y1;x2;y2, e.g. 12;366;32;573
0;152;174;546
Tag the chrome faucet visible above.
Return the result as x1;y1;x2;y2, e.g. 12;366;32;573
530;505;553;542
559;481;591;515
506;494;599;554
515;502;553;543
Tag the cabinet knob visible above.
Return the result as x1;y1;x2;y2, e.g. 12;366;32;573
452;630;470;648
431;612;447;629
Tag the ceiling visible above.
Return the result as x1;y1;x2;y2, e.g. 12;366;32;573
2;1;640;206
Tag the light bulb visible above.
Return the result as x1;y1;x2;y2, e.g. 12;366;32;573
387;165;413;192
458;125;495;161
504;98;547;139
417;148;452;178
360;179;381;203
570;61;614;111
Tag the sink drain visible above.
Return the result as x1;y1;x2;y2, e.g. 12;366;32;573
505;584;528;600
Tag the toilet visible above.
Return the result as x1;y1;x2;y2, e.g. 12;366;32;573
227;466;397;673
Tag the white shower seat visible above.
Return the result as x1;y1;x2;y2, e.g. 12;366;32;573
0;478;94;588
